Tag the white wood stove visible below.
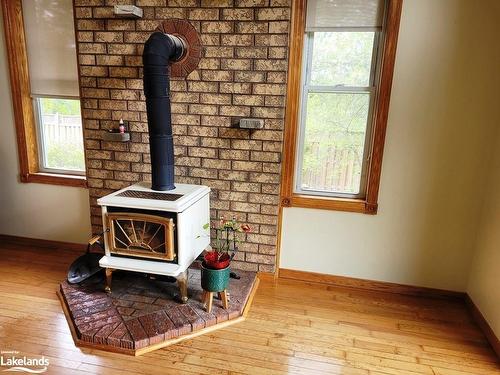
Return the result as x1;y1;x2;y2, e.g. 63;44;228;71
97;182;210;302
94;24;209;303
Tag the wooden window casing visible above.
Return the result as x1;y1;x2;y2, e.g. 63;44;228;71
280;0;403;214
1;0;86;188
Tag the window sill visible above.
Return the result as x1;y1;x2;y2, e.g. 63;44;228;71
21;172;87;188
281;194;377;214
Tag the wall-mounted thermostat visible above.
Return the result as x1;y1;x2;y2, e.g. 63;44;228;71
238;118;264;129
114;5;143;18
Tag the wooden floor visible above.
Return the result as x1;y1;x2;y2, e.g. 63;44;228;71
0;240;498;375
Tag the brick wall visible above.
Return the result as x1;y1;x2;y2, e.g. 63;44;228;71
74;0;291;272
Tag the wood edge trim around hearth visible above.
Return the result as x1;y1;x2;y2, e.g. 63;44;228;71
57;276;261;356
278;268;466;300
464;294;500;359
279;268;500;360
0;234;87;252
242;277;260;318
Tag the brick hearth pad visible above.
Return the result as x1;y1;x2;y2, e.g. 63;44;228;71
58;265;258;355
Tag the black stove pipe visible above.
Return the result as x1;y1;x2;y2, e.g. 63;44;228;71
143;32;185;191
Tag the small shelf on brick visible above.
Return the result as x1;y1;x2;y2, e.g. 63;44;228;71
103;132;130;142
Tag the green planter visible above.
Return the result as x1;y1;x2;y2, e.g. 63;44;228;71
201;263;230;292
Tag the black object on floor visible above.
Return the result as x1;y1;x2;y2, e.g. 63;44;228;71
67;232;106;284
67;252;103;284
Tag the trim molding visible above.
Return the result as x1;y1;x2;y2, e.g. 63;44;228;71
279;268;465;300
279;0;306;209
0;234;86;252
1;0;38;176
22;172;87;188
257;271;276;282
465;295;500;358
279;268;499;359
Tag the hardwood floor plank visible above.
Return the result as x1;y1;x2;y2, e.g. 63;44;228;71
177;338;359;374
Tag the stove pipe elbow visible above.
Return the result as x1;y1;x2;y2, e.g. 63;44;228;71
143;32;186;191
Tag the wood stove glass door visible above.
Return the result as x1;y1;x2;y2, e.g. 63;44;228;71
106;212;175;261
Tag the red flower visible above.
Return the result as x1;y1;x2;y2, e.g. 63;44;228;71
241;224;251;233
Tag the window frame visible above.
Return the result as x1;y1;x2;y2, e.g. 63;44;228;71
1;0;87;188
280;0;403;214
33;95;86;176
295;30;381;199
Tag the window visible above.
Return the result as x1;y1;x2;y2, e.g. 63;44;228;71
297;31;378;198
281;0;402;213
35;98;85;175
1;0;86;186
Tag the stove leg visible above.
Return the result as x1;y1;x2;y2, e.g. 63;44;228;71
105;268;114;293
177;270;188;304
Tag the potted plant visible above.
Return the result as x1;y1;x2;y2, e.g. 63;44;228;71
200;217;251;296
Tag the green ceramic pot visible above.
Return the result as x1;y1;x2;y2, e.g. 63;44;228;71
201;262;230;292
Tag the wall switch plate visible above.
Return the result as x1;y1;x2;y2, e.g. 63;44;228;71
114;5;143;18
239;118;264;129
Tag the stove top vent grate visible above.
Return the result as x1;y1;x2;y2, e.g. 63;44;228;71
117;190;182;201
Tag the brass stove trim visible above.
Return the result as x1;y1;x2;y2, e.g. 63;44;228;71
106;212;175;261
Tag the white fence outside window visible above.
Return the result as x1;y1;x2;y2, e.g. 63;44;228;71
42;114;83;146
